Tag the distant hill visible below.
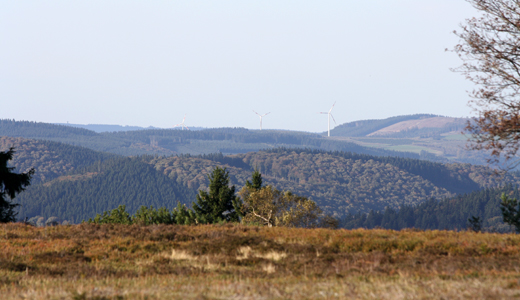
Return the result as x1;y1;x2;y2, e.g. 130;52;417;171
330;114;439;137
0;119;426;159
55;123;208;133
325;115;487;165
55;123;160;133
0;119;132;154
0;117;488;165
368;117;466;137
330;114;467;138
0;136;115;183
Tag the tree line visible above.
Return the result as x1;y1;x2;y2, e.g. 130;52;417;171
88;167;337;229
342;185;520;232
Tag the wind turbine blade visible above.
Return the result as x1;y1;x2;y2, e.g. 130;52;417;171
330;114;337;124
329;102;336;113
319;112;328;114
264;112;271;116
253;110;261;116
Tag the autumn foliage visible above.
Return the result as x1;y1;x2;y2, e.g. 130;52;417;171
453;1;520;166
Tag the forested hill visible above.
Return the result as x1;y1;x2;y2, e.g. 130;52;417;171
0;119;426;159
0;136;115;183
342;185;519;232
8;138;520;223
0;119;130;154
0;119;98;138
16;157;196;224
149;149;520;215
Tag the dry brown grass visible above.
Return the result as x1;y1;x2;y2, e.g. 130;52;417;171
1;223;520;299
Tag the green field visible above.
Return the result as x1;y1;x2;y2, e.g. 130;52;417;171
352;140;443;156
350;137;417;145
443;133;470;141
384;144;443;155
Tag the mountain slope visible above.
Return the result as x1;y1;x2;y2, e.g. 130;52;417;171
0;136;116;183
343;185;518;232
16;157;196;223
330;114;438;137
368;117;466;137
149;149;520;215
0;119;131;154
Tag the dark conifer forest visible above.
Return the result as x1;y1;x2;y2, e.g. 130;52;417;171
16;157;196;224
342;185;519;232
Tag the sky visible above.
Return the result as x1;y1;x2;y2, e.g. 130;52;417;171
1;1;478;132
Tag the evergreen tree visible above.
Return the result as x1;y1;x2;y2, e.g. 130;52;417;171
500;193;520;232
132;205;175;225
245;168;262;190
468;216;482;232
88;205;132;224
397;205;415;229
192;167;239;223
0;148;34;222
235;168;263;219
364;210;382;229
173;201;196;225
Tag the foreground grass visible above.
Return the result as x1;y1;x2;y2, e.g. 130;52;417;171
2;223;520;299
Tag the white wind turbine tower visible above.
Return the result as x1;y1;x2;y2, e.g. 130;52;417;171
174;114;189;130
319;102;336;137
253;110;270;130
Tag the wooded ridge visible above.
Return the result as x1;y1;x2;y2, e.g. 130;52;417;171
5;136;518;224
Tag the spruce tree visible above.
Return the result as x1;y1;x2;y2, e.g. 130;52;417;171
500;193;520;233
192;167;239;223
0;148;34;222
245;168;262;190
235;168;263;219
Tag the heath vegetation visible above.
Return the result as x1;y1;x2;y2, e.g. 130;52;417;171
2;223;520;299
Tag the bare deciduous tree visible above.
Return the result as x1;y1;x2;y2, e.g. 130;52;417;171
453;1;520;167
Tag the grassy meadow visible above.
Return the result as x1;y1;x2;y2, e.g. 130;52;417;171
2;223;520;299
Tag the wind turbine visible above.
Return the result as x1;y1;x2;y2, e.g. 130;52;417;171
174;114;189;130
253;110;270;130
319;102;336;137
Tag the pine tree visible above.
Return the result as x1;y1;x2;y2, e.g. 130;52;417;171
192;167;239;223
173;201;196;225
0;148;34;222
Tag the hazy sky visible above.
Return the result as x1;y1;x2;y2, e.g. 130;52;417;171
1;1;478;132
